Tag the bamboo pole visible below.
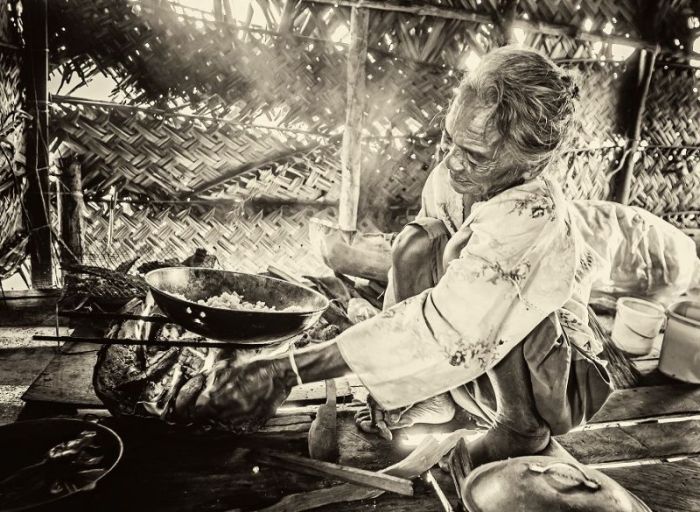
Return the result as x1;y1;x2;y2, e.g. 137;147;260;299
339;7;369;232
613;47;658;205
22;0;53;287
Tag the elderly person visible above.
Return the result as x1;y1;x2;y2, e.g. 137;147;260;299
174;46;613;471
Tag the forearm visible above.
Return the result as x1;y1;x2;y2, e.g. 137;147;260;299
275;340;351;387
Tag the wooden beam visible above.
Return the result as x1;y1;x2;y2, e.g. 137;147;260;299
613;47;658;204
59;157;85;264
302;0;697;58
338;7;369;232
304;0;492;24
183;138;339;199
22;0;53;287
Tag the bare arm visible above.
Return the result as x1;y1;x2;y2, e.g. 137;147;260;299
274;340;352;388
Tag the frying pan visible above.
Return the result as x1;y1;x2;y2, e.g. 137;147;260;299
144;267;329;343
0;418;123;512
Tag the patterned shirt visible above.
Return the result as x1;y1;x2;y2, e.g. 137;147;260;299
336;163;601;410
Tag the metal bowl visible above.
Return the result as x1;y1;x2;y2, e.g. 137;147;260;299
0;418;123;512
144;267;329;343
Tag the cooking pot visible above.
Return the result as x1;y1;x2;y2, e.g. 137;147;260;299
144;267;329;343
0;418;123;511
461;456;651;512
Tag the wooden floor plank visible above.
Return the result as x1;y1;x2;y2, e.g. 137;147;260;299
602;457;700;512
591;384;700;423
21;341;101;406
558;419;700;465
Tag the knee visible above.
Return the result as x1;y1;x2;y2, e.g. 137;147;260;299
392;224;433;274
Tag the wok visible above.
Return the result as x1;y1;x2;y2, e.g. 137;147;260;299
144;267;329;343
0;418;123;512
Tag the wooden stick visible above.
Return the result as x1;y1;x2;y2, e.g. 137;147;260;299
256;450;414;496
422;470;454;512
32;334;235;349
253;429;472;512
57;310;169;323
338;7;369;232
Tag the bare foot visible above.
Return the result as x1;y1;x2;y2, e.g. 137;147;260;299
451;421;550;473
355;393;456;439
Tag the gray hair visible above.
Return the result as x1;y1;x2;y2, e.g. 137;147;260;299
451;45;578;179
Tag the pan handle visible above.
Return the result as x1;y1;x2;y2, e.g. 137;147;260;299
527;461;601;491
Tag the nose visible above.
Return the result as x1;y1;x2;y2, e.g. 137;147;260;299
444;146;466;172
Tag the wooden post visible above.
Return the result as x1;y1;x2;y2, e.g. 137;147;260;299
22;0;53;287
494;0;519;46
59;157;85;264
339;7;369;232
613;47;658;205
213;0;223;22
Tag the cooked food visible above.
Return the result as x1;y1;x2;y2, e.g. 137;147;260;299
196;290;275;311
174;290;305;312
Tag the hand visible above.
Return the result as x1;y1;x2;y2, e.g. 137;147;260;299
172;358;293;433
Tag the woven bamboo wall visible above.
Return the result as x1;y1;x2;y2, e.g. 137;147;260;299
0;0;27;278
633;62;700;216
28;0;700;277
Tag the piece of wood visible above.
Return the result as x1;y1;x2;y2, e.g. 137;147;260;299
21;341;100;406
590;384;700;424
308;379;339;462
59;157;85;264
33;334;240;349
422;469;454;512
288;378;351;403
256;450;414;496
255;429;470;512
338;6;369;231
557;418;700;465
22;0;53;287
601;457;700;512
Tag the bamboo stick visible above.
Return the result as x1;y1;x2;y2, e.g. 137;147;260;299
33;334;236;349
338;7;369;232
255;450;414;496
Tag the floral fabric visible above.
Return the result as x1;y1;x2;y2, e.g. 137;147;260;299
337;163;599;410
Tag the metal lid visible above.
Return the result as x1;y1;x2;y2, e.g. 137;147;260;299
463;456;652;512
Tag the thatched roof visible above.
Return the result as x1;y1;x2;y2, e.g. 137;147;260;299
1;0;699;277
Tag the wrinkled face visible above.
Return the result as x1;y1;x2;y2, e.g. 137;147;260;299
440;96;502;197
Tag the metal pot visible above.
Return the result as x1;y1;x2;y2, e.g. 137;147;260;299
462;456;651;512
0;418;123;511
